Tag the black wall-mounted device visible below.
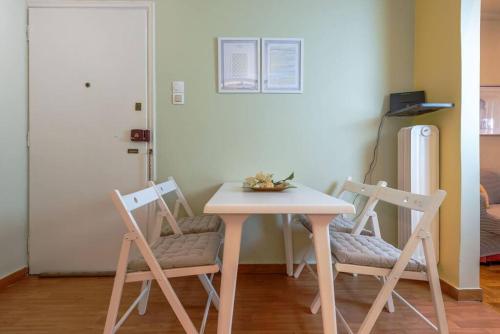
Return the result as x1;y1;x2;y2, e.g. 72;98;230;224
387;91;454;117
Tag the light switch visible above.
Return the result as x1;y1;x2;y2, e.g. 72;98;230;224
172;81;185;93
172;81;185;105
172;93;184;105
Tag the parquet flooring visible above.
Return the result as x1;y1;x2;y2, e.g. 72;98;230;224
481;264;500;314
1;270;500;333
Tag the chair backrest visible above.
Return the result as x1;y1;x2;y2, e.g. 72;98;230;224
154;179;177;196
153;177;194;218
148;179;182;236
111;186;161;241
147;177;195;239
339;177;383;198
337;177;388;234
376;186;446;234
376;187;445;212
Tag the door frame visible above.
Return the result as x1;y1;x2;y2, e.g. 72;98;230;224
27;0;157;181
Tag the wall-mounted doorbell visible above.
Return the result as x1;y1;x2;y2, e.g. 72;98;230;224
172;81;185;105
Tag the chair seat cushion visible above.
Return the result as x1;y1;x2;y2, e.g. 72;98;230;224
330;232;426;272
161;214;222;236
293;214;373;236
487;204;500;220
128;232;222;272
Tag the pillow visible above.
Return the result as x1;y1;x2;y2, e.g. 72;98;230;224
481;184;490;208
481;169;500;204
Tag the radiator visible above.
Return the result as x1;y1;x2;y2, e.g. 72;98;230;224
397;125;439;263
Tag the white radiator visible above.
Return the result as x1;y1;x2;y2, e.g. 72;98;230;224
397;125;439;263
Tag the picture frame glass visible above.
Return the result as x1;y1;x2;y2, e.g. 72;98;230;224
219;39;260;92
262;39;303;93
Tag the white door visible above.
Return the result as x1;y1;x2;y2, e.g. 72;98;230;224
28;5;153;274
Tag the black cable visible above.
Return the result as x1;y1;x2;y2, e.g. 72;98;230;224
351;112;389;216
363;112;389;184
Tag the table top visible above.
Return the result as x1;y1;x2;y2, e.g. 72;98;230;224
203;182;356;215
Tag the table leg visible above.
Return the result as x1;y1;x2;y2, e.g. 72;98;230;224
308;214;337;334
217;214;248;334
282;214;294;276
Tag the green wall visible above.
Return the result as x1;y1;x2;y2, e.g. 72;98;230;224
0;0;28;278
156;0;415;263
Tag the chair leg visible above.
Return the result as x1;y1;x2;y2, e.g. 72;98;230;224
357;276;399;334
282;214;294;276
137;280;151;316
216;256;223;271
422;236;449;334
357;236;422;334
199;290;214;334
294;260;307;279
310;292;321;314
294;243;314;278
198;274;220;310
381;277;395;313
103;237;132;334
134;237;198;334
369;213;394;315
310;267;338;314
199;275;219;334
208;257;223;282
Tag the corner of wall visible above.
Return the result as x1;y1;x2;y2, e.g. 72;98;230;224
413;0;462;287
413;0;481;289
0;0;29;278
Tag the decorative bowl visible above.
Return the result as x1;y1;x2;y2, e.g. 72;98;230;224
243;172;295;192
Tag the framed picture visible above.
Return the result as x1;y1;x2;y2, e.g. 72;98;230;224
218;37;260;93
262;38;303;93
481;86;500;135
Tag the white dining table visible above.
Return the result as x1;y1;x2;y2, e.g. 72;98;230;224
203;182;355;334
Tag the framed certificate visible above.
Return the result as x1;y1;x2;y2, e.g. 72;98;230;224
262;38;303;93
218;38;260;93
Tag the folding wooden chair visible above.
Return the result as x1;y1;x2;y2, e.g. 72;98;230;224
148;178;223;241
293;177;388;279
137;178;223;315
103;186;222;334
293;178;394;313
310;187;448;334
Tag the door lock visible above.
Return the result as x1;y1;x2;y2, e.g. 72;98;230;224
130;129;150;142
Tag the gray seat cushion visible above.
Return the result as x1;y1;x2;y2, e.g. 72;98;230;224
481;169;500;204
330;232;426;272
293;214;373;236
161;214;222;236
128;232;222;272
487;204;500;220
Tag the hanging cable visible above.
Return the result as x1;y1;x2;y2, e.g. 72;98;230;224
350;112;389;216
363;112;389;184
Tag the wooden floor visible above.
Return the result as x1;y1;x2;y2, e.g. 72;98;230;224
481;264;500;314
1;270;500;334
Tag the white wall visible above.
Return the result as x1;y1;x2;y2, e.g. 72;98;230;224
480;9;500;175
459;0;480;289
481;136;500;171
481;16;500;86
0;0;28;278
